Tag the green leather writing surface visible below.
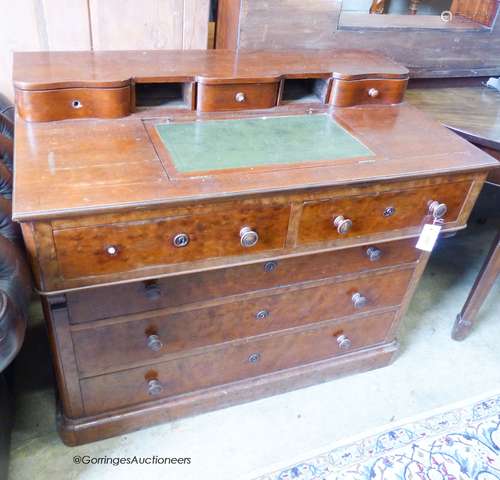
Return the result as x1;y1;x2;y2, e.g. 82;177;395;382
155;114;373;173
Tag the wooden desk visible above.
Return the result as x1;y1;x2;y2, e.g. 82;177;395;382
12;50;496;445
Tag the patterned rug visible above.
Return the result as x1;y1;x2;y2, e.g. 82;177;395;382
249;391;500;480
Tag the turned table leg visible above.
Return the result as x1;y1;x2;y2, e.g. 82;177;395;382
452;232;500;341
370;0;386;14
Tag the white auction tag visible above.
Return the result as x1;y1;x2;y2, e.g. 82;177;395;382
416;224;442;252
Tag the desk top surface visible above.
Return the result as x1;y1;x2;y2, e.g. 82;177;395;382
13;103;496;222
13;49;409;90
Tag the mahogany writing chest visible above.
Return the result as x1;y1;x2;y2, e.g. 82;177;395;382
12;50;497;445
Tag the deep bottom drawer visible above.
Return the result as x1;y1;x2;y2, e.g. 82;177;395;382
80;310;396;415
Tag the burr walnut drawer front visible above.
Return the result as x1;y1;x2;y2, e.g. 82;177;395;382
196;82;279;112
15;86;131;122
72;267;413;376
298;180;472;245
80;309;396;415
329;78;407;107
52;203;290;280
66;238;420;324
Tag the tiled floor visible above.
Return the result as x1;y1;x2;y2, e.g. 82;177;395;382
6;187;500;480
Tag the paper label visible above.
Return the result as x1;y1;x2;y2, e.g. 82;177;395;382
416;224;442;252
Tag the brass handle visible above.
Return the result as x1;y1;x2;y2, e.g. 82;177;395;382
235;92;246;103
172;233;190;248
333;216;353;234
240;227;259;248
105;245;119;256
352;292;368;309
337;334;352;350
428;200;448;220
146;334;163;352
368;88;379;98
147;378;163;396
366;246;382;262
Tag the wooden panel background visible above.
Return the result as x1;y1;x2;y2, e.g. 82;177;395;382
229;0;500;78
0;0;210;100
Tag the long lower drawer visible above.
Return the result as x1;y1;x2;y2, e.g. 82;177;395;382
80;309;396;416
72;267;414;376
66;238;420;324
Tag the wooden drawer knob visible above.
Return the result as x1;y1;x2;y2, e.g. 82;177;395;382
428;200;448;220
366;246;382;261
146;334;163;352
333;215;353;234
240;226;259;248
71;99;83;109
147;378;163;396
336;334;352;350
352;292;368;309
368;88;379;98
235;92;246;103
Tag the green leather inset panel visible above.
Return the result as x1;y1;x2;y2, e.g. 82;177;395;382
155;114;373;173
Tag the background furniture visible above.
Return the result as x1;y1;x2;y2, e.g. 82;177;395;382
216;0;500;78
12;49;496;445
406;82;500;340
0;96;32;480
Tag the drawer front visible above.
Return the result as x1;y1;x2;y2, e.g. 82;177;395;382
15;86;131;122
329;78;407;107
298;180;471;245
197;82;279;112
73;267;413;376
66;238;420;324
53;203;290;279
80;310;396;415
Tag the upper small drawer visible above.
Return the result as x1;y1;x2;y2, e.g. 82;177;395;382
329;78;407;107
197;82;279;112
298;180;471;245
53;202;290;280
15;86;131;122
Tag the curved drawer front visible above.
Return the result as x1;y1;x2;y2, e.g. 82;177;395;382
80;309;396;415
197;82;279;112
298;180;471;245
15;86;131;122
72;267;413;376
66;238;420;324
329;78;407;107
53;203;290;279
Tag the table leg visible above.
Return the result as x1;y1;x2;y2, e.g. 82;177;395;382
452;232;500;340
369;0;385;14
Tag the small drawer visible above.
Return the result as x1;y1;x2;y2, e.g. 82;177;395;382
66;238;421;324
197;82;279;112
298;180;471;245
15;86;131;122
72;267;413;376
329;78;407;107
53;202;290;280
80;309;396;415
